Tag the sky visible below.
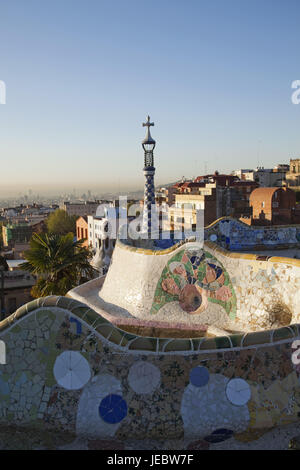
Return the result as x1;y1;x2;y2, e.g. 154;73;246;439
0;0;300;196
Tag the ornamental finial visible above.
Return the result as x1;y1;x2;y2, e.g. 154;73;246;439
142;115;154;128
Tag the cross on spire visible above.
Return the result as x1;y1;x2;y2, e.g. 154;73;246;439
143;115;154;128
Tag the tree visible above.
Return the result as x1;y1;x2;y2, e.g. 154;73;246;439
21;232;96;298
46;209;77;236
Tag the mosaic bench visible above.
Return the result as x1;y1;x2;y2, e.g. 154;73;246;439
0;295;299;449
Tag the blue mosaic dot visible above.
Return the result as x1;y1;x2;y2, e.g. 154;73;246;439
99;394;127;424
70;317;82;335
189;366;209;387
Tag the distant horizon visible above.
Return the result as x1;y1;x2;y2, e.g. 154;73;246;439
0;159;296;201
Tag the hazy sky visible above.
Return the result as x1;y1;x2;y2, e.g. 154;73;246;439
0;0;300;196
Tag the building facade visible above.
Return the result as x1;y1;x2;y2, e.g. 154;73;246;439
60;201;101;217
286;158;300;187
1;270;35;316
234;166;289;187
166;175;258;228
247;187;298;225
76;216;89;248
87;215;117;252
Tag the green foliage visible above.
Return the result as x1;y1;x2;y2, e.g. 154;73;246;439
46;209;77;236
0;222;3;249
20;232;96;298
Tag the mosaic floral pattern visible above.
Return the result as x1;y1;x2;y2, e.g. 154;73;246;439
150;248;237;319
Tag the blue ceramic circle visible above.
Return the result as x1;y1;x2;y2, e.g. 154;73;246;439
189;366;210;387
99;394;127;424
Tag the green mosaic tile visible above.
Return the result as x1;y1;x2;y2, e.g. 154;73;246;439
107;328;124;346
68;306;92;319
199;338;218;350
80;309;98;325
63;299;80;311
242;330;271;347
158;338;173;351
40;296;59;307
230;334;243;348
128;337;157;351
288;324;299;336
55;297;73;310
119;335;129;347
164;339;192;352
272;327;294;341
95;324;114;339
122;332;138;342
191;338;202;350
215;336;232;349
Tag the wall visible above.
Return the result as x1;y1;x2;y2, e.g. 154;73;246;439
99;238;300;332
204;217;300;251
0;296;300;449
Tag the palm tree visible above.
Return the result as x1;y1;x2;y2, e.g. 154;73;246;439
21;232;96;298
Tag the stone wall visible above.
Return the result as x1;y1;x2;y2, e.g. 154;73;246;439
0;296;300;449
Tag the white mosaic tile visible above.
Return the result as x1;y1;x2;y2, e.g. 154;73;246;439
226;378;251;406
53;351;91;390
180;373;250;438
128;361;161;395
76;374;123;438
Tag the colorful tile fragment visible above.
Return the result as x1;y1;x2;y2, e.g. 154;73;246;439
150;248;237;319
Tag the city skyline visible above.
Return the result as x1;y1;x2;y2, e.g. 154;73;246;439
0;0;300;195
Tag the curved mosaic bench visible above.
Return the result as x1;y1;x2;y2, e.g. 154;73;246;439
204;216;300;252
0;295;300;448
86;237;300;333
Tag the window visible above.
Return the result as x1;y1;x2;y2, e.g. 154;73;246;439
261;202;265;208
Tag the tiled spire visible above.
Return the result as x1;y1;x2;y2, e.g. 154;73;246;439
141;116;158;235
